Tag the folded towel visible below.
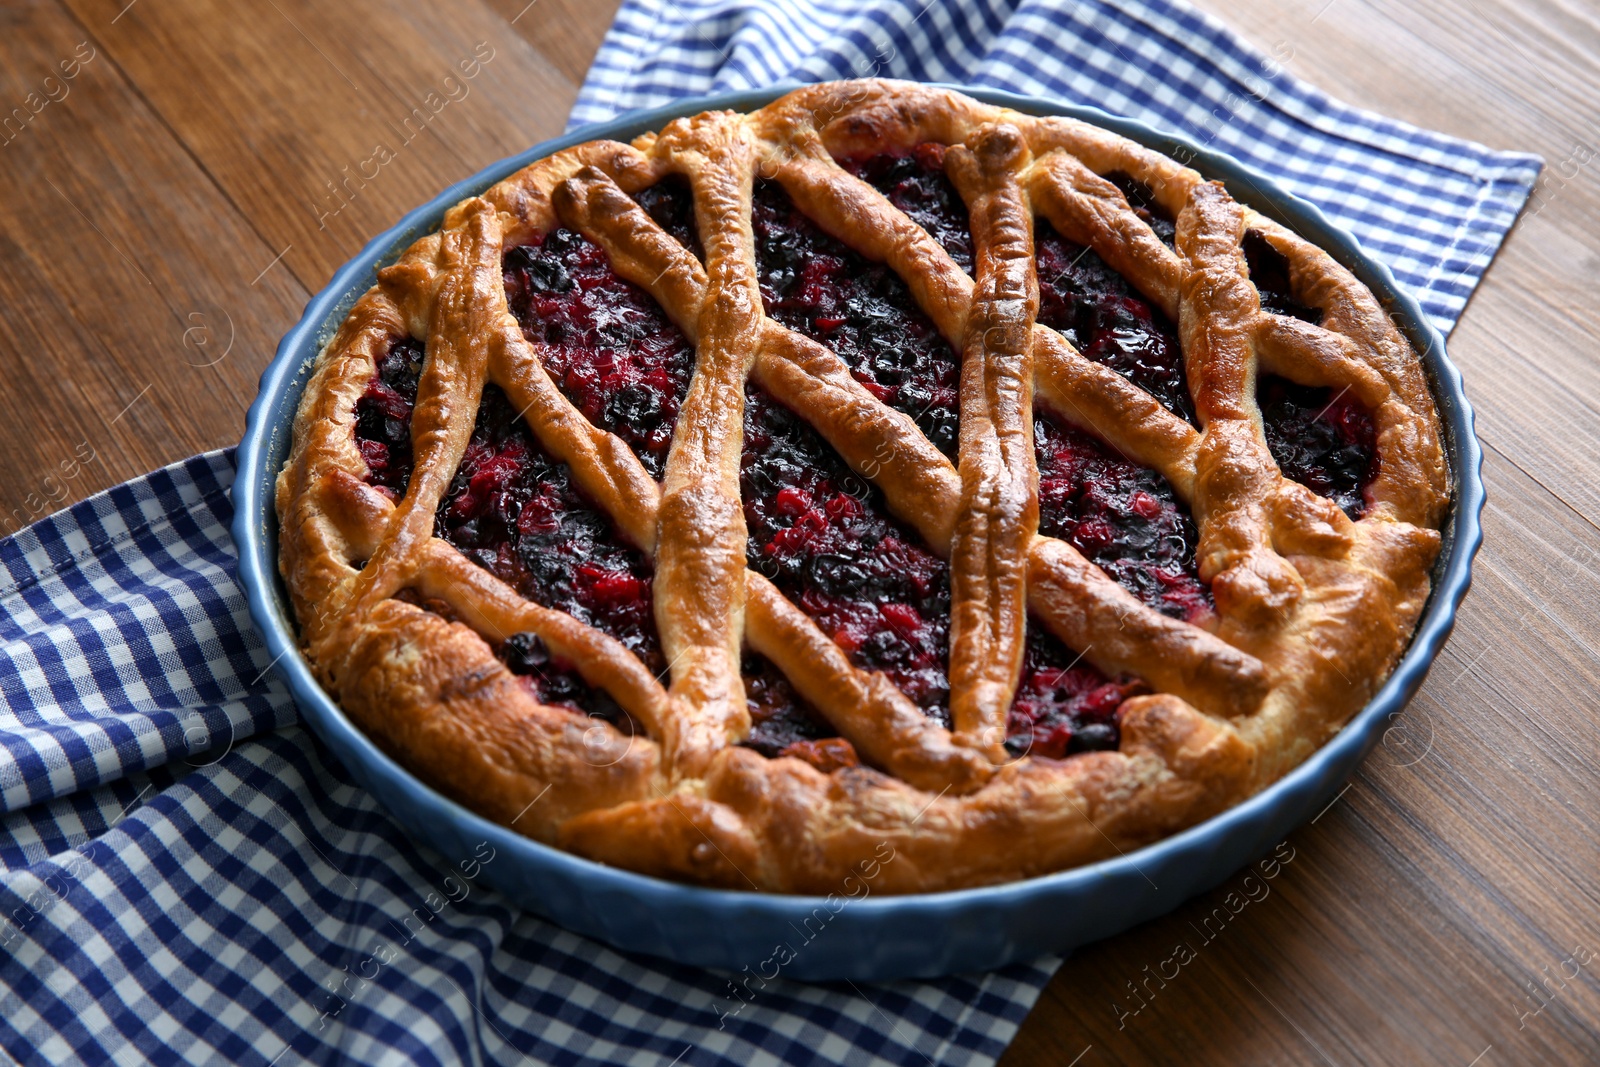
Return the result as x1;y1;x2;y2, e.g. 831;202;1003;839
574;0;1541;333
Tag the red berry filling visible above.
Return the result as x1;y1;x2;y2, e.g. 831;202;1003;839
742;383;1128;749
740;651;839;758
842;144;974;273
354;337;425;498
352;345;656;725
743;384;955;724
1241;231;1378;518
752;172;963;457
433;383;663;674
1258;375;1378;520
1007;625;1146;759
1036;219;1195;425
502;225;695;480
631;174;702;261
1242;230;1322;324
1035;409;1213;622
498;630;642;733
1105;171;1176;248
352;162;1316;762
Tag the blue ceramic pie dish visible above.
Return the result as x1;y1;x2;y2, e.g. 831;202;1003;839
232;83;1484;982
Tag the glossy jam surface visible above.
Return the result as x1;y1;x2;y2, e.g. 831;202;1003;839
1258;375;1377;519
354;337;425;498
1036;220;1195;425
1035;410;1212;622
632;174;702;260
1007;627;1145;759
503;227;695;479
740;651;843;760
844;144;974;272
743;385;954;724
752;171;963;457
1243;230;1322;324
435;384;663;672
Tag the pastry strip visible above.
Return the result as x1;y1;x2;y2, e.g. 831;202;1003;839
945;125;1041;748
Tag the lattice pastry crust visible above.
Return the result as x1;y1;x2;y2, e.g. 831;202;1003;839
276;81;1446;893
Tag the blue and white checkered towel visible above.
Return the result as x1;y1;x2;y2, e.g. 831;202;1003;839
575;0;1542;333
0;2;1538;1064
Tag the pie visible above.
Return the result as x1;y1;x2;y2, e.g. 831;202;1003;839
276;80;1447;893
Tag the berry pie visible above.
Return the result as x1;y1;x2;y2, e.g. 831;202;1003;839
277;81;1448;893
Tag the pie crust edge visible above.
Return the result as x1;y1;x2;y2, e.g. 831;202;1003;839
274;80;1447;894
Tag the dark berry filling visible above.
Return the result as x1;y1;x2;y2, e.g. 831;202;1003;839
345;165;1274;765
503;226;695;479
352;348;660;726
843;144;974;273
1035;409;1212;622
1242;230;1323;324
434;383;663;673
742;384;954;725
631;174;702;261
1036;220;1195;425
752;175;963;458
497;630;638;732
355;337;425;498
1105;171;1176;248
1006;626;1146;760
740;651;839;757
1258;375;1377;520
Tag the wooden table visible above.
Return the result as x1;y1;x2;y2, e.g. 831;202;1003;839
2;1;1593;1063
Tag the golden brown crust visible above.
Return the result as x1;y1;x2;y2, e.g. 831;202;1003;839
946;124;1040;750
276;80;1447;893
647;114;761;781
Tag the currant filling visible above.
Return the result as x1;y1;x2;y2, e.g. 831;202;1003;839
352;162;1355;765
354;337;425;498
739;651;849;767
843;144;974;272
1007;626;1145;759
1258;375;1377;520
503;227;695;479
742;384;954;725
741;383;1128;754
752;173;963;458
1240;231;1378;518
1035;220;1195;425
430;383;662;674
1106;171;1176;248
631;174;702;261
498;630;636;731
1035;409;1212;622
1243;230;1322;324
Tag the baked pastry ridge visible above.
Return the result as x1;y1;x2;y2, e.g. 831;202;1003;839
276;80;1446;893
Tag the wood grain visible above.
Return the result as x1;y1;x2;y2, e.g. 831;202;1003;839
1004;1;1600;1063
0;0;1595;1063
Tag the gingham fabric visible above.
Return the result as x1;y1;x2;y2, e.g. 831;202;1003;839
572;0;1543;333
0;452;1053;1066
0;2;1538;1064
